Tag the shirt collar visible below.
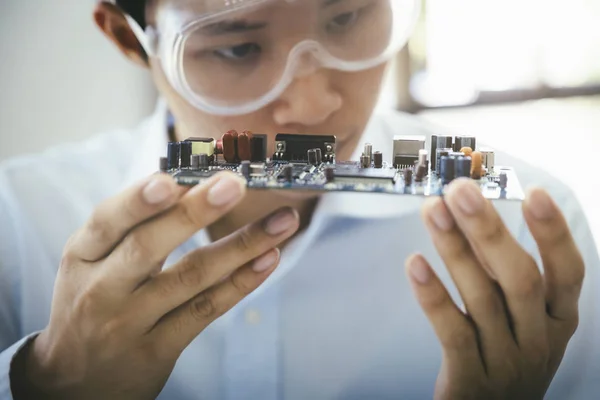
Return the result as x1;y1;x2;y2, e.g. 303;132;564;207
123;99;431;226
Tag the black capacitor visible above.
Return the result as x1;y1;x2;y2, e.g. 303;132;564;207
198;153;209;168
431;135;453;172
374;151;383;168
455;156;472;178
283;164;293;182
307;149;318;165
403;168;413;186
191;154;200;170
325;166;335;182
240;160;251;180
499;171;508;190
315;148;322;164
167;142;180;169
179;141;192;168
415;164;428;182
159;157;168;172
440;155;456;185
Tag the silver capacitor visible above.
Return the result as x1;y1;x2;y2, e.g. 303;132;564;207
480;147;495;173
360;154;370;168
363;143;373;165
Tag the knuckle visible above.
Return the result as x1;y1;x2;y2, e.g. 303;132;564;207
190;293;218;321
513;273;543;300
481;219;505;243
234;226;255;254
176;255;207;288
178;201;204;228
121;232;152;264
231;271;255;296
442;324;476;350
86;212;113;245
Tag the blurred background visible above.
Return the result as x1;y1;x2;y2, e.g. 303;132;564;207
0;0;598;242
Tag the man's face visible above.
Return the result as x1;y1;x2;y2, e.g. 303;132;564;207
145;0;389;162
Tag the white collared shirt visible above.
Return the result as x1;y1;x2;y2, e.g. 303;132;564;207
1;100;599;399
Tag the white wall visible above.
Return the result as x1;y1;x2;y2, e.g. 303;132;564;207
0;0;158;161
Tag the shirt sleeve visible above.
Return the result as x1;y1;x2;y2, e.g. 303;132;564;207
0;171;38;399
515;182;600;399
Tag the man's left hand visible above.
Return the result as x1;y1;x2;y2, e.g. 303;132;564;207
406;178;585;400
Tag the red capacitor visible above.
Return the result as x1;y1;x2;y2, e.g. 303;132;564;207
215;139;223;155
237;130;253;161
222;130;238;163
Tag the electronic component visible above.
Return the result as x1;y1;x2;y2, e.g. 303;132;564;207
456;156;472;178
440;155;456;185
240;160;251;179
471;151;483;179
167;142;180;170
431;135;453;172
180;141;192;168
393;135;425;168
460;147;473;157
361;154;370;169
237;130;253;161
374;151;383;169
435;148;451;174
480;147;495;173
250;134;267;162
454;136;476;153
159;157;168;173
364;143;373;165
222;130;238;163
164;132;525;201
273;134;335;162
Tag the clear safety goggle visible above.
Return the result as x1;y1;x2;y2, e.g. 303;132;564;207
121;0;421;116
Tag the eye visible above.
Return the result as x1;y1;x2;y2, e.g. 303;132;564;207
327;10;360;32
213;43;261;61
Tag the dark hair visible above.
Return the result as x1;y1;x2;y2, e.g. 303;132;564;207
116;0;147;27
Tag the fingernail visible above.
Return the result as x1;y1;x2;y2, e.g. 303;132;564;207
264;209;298;236
409;256;431;284
143;179;173;204
429;199;454;231
207;175;245;207
455;181;484;215
528;189;556;220
252;249;279;272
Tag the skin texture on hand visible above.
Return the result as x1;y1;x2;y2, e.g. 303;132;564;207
406;178;585;400
18;171;300;400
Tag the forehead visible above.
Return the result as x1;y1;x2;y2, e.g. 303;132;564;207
153;0;332;17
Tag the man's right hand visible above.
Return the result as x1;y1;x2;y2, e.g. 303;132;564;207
18;171;299;400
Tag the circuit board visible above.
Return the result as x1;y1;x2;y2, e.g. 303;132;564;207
160;131;525;201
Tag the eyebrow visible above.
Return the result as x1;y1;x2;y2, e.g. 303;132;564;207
322;0;345;6
199;20;268;35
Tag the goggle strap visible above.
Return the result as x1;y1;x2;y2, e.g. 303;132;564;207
123;13;156;57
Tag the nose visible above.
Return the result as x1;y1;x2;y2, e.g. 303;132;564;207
272;68;343;128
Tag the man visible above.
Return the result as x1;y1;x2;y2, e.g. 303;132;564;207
1;0;599;399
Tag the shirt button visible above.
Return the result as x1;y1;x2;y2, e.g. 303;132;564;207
245;309;261;325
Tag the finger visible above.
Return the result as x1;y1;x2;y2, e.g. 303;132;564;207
421;197;516;361
152;248;280;354
67;174;182;262
523;188;584;326
405;254;484;370
444;178;546;349
134;208;300;324
102;171;247;287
